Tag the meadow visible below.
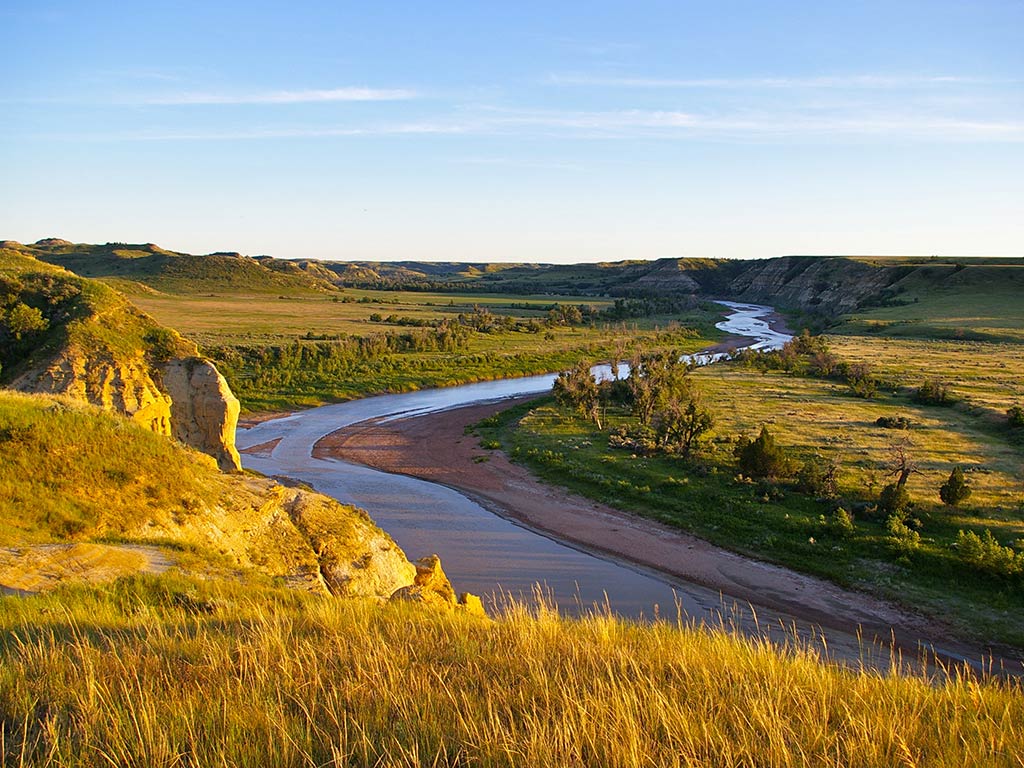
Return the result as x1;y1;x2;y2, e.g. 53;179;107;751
123;286;723;411
485;320;1024;647
1;575;1021;767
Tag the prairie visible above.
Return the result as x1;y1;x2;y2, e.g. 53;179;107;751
2;576;1021;767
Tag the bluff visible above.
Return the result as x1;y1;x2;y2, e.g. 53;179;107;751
0;247;242;470
0;391;416;598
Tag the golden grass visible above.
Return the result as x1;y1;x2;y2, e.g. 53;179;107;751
693;364;1024;523
1;576;1021;767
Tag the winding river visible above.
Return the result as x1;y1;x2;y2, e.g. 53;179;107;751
235;302;971;669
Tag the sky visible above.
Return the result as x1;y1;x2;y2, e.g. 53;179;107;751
2;1;1022;263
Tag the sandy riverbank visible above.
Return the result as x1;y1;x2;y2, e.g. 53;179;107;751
313;398;978;661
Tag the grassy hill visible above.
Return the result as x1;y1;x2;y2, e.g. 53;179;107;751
0;390;416;596
0;247;196;386
6;239;341;295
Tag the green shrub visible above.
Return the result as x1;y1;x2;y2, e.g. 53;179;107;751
875;415;911;429
734;426;795;480
913;380;955;406
795;454;839;498
1008;404;1024;429
886;513;921;555
877;482;912;518
955;529;1024;578
830;507;856;537
939;466;972;507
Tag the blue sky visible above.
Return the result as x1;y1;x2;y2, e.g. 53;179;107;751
2;1;1022;262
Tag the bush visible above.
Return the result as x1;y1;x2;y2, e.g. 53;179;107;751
822;507;855;537
877;482;912;518
886;513;921;555
875;415;911;430
956;529;1024;578
1008;404;1024;429
913;380;955;406
939;466;972;507
734;426;794;480
846;363;878;399
795;454;839;498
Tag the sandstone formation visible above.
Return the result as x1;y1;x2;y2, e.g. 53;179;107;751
727;256;899;315
390;554;487;615
162;357;242;471
1;248;242;471
11;354;173;436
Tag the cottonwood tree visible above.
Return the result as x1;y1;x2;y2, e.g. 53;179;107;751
626;350;690;426
651;394;714;458
553;361;603;429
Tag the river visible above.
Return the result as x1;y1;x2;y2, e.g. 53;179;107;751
234;302;965;670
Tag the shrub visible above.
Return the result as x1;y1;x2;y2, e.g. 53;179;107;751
819;508;855;537
846;363;878;399
1008;404;1024;429
877;482;912;518
913;380;955;406
955;529;1024;578
735;426;794;480
886;513;921;555
795;454;839;498
939;466;972;507
875;415;911;430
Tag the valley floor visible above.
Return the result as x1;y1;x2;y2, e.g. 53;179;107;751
312;398;1016;673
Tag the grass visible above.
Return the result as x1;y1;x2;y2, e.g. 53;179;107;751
1;574;1021;767
121;287;724;411
0;392;220;545
488;348;1024;647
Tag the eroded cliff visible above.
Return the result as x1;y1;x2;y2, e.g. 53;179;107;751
1;248;242;469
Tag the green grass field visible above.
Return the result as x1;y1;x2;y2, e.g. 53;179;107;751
120;286;723;411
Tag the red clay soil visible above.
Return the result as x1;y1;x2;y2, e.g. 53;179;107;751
313;398;1014;667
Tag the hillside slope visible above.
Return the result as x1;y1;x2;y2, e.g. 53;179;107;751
0;390;417;597
0;247;242;469
13;239;1022;323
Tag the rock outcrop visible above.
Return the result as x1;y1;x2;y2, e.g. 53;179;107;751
162;357;242;471
1;248;242;470
726;256;906;315
12;354;173;436
390;554;487;616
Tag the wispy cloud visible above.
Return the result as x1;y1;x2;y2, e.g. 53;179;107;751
143;87;417;105
38;107;1024;144
547;73;1001;89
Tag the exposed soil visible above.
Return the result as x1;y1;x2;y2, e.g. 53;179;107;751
239;437;282;457
0;543;174;595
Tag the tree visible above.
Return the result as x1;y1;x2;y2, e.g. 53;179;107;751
553;361;602;429
651;393;714;458
735;426;794;479
1008;404;1024;429
914;380;955;406
626;350;689;426
3;302;48;340
939;465;972;506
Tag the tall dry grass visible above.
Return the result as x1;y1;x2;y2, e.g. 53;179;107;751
1;576;1021;767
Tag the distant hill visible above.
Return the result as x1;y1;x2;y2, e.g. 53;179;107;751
6;240;341;294
7;239;1023;322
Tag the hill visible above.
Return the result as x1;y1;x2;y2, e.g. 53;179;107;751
6;239;341;295
0;389;430;600
12;239;1023;326
0;247;243;469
